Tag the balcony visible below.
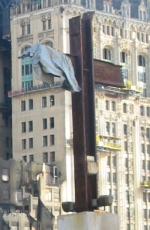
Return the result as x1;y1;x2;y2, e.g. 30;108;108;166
96;135;121;152
122;80;143;93
8;82;63;97
141;181;150;189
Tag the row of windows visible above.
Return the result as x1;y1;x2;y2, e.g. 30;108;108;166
141;127;150;139
22;135;55;150
22;121;33;133
21;18;52;37
22;138;33;150
21;95;55;112
43;19;51;31
140;106;150;117
107;172;117;183
103;48;146;67
22;151;55;163
142;160;150;170
107;156;116;167
6;137;12;149
21;118;54;133
43;151;55;163
105;100;116;111
102;25;149;43
21;99;33;111
141;144;150;154
22;154;34;162
43;117;54;129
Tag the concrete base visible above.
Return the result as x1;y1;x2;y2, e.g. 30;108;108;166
57;212;119;230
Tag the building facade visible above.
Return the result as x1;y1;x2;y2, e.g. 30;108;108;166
5;0;150;229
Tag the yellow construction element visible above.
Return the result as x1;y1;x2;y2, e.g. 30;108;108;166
96;135;121;151
141;181;150;188
123;80;132;90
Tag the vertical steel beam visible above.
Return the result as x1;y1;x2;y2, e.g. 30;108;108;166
69;12;97;212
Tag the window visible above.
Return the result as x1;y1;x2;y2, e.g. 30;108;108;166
21;100;26;111
21;47;33;91
22;156;27;162
43;0;46;7
103;48;111;61
50;135;55;145
43;118;47;129
22;122;26;133
112;123;116;135
124;124;127;135
138;55;145;67
2;168;9;181
48;19;51;29
141;127;144;137
22;139;26;150
125;158;128;168
43;152;48;163
146;128;150;139
43;21;46;31
6;137;9;148
42;97;47;107
143;192;146;202
50;95;55;106
120;51;127;63
29;99;33;110
126;190;129;202
147;144;150;154
43;136;48;146
106;100;109;110
124;141;127;151
112;101;116;111
29;154;34;162
107;172;111;182
50;117;54;128
147;107;150;117
147;161;150;170
125;174;129;184
22;25;25;36
107;156;110;166
29;121;33;132
113;173;117;183
111;27;114;36
45;41;53;47
123;103;127;113
141;144;145;153
142;160;146;170
45;188;52;201
50;151;55;162
105;121;110;134
143;209;147;219
114;206;117;214
126;208;129;218
27;24;30;34
140;106;145;116
112;156;116;167
29;138;33;149
113;189;117;200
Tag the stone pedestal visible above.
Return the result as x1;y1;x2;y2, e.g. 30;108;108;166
57;212;119;230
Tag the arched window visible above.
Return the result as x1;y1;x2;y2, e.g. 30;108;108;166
103;48;111;61
138;55;145;66
45;41;53;48
21;46;33;91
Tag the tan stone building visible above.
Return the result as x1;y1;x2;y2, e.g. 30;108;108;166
0;158;61;230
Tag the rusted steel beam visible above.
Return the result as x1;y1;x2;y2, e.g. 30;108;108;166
69;12;97;212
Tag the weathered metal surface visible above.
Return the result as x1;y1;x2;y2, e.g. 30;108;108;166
69;12;97;212
94;60;124;87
